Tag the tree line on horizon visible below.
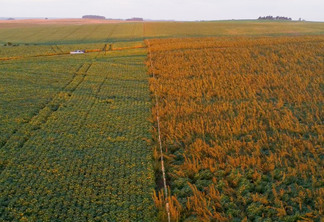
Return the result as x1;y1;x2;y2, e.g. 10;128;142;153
82;15;143;21
258;16;292;21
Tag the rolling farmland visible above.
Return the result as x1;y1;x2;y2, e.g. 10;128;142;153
1;21;324;44
0;20;324;221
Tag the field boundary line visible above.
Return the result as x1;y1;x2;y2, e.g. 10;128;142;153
146;40;171;222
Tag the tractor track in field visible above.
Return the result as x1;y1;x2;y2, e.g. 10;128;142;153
50;45;64;54
51;45;58;53
76;49;104;131
55;45;64;53
0;60;94;170
77;72;107;131
0;47;102;155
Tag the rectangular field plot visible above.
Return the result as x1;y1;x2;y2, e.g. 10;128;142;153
147;36;324;221
0;46;156;221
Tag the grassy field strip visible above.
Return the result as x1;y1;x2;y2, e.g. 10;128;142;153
0;45;146;61
0;48;156;221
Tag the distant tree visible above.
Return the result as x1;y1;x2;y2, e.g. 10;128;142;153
82;15;106;20
126;17;144;21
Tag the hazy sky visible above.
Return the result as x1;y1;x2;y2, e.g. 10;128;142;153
1;0;323;21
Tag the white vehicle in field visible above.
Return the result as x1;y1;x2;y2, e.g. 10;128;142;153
70;50;85;54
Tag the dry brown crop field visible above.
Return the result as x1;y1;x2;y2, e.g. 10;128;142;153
146;36;324;221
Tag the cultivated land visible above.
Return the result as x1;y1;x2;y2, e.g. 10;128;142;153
147;36;324;221
1;20;324;44
0;43;155;221
0;20;323;221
